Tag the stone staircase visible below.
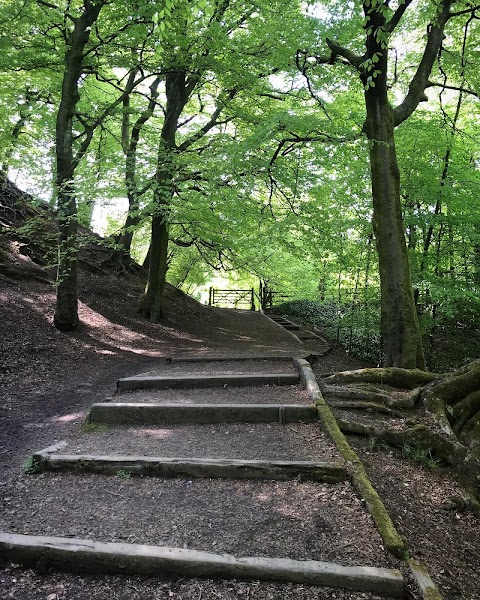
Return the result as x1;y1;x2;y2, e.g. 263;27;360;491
264;312;327;344
0;343;440;597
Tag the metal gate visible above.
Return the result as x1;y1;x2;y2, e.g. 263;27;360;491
208;288;255;310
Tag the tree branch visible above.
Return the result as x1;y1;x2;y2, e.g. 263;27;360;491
386;0;415;33
426;80;480;100
449;5;480;17
36;0;59;9
394;0;455;127
325;38;364;71
177;88;237;152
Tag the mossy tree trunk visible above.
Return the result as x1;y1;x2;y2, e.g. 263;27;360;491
53;0;105;331
363;78;425;369
360;4;425;369
321;0;454;368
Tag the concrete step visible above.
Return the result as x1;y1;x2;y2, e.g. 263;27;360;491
87;403;317;425
117;373;300;392
163;354;305;363
0;533;404;598
138;360;298;377
33;452;348;483
3;476;398;567
0;533;404;596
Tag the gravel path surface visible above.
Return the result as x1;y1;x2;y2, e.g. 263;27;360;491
0;566;400;600
4;475;396;568
114;385;310;405
52;423;339;461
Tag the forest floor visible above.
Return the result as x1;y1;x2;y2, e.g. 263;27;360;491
0;247;479;599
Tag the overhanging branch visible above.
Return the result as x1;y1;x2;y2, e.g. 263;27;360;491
386;0;415;33
426;80;480;100
394;0;455;127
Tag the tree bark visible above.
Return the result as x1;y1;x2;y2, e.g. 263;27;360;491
138;70;191;321
362;20;425;369
114;76;161;261
53;0;105;331
364;101;425;368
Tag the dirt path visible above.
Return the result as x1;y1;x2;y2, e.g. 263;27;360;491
1;277;479;599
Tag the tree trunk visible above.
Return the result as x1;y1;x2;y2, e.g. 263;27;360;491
53;1;105;331
362;17;425;369
364;97;425;368
114;76;161;261
54;180;80;331
138;70;191;321
137;210;169;321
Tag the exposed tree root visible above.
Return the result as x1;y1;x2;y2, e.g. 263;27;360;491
323;398;406;418
78;257;109;277
337;417;480;511
321;382;420;409
321;384;391;404
325;361;480;504
99;248;147;279
321;367;440;389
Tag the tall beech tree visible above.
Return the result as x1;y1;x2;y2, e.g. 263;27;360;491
136;0;314;321
53;0;107;331
299;0;478;369
24;0;158;330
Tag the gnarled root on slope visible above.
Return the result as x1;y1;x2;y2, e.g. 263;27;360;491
323;361;480;504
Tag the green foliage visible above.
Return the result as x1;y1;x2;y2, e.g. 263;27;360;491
116;469;132;480
0;0;478;367
401;443;440;470
276;298;381;364
22;455;40;475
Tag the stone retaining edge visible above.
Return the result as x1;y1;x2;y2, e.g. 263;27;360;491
408;559;443;599
0;533;404;597
293;358;409;559
293;358;444;596
34;454;348;482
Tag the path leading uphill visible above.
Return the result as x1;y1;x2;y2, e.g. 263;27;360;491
0;311;450;599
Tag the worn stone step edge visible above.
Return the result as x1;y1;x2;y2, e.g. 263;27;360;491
162;353;323;365
163;355;307;363
87;403;317;425
408;559;443;599
32;453;348;483
117;373;300;391
0;533;404;597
